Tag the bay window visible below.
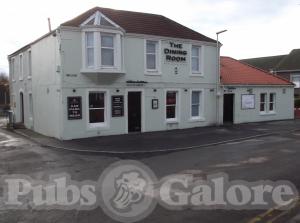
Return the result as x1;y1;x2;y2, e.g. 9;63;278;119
89;92;106;125
166;91;178;121
191;46;201;73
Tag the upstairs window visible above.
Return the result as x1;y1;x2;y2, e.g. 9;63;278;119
269;93;276;112
260;93;267;112
85;32;94;68
10;58;15;81
19;54;23;80
191;46;201;73
101;34;115;67
146;40;158;71
28;50;32;77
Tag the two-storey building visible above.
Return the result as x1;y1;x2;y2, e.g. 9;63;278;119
8;7;221;139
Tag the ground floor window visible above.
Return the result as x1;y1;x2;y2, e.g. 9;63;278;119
89;92;106;124
269;93;276;112
166;91;178;121
260;93;267;112
191;90;202;118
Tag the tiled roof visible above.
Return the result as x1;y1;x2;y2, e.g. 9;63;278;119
61;7;216;43
221;57;293;86
240;55;286;71
275;49;300;71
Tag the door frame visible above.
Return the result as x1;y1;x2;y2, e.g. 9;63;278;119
223;93;235;124
125;89;145;133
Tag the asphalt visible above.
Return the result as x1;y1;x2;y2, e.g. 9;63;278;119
12;119;300;154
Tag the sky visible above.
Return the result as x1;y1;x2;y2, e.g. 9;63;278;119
1;0;300;74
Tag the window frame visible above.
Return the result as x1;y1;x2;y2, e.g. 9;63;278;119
144;39;161;75
100;33;116;67
28;50;32;79
291;74;300;88
10;57;15;81
260;93;267;113
85;31;95;68
191;45;203;75
190;89;205;121
165;89;180;123
19;54;24;81
269;93;276;112
87;89;110;129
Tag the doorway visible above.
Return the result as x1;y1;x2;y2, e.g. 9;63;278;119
20;92;24;123
223;94;234;123
128;92;142;132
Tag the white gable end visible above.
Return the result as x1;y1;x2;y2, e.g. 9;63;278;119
80;11;120;28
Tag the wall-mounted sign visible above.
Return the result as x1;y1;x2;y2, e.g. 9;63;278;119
67;97;82;120
112;95;124;117
241;94;255;110
164;41;187;63
152;99;159;109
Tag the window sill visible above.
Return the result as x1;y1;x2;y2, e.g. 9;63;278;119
19;78;24;81
190;72;204;77
144;70;161;76
81;68;125;74
189;117;206;122
165;119;179;124
87;123;109;130
27;76;32;80
260;112;276;116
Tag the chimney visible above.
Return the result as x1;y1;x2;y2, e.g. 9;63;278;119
48;18;52;32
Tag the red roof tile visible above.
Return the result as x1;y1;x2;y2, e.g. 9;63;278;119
61;7;215;43
221;57;293;86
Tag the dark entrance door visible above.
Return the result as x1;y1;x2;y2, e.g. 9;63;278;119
223;94;234;123
128;92;141;132
20;92;24;123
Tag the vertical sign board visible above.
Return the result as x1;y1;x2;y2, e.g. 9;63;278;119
67;97;82;120
241;94;255;110
112;95;124;117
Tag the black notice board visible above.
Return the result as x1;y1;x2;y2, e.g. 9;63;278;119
112;95;124;117
67;97;82;120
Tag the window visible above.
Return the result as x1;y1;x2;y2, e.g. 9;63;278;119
291;75;300;88
28;51;32;77
19;54;23;80
85;32;94;68
10;58;15;81
191;46;201;73
101;34;114;66
89;92;106;124
260;93;267;112
191;91;202;118
269;93;276;112
166;91;178;120
146;40;158;70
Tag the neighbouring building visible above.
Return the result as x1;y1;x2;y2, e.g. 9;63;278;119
241;49;300;97
8;7;222;139
221;57;294;124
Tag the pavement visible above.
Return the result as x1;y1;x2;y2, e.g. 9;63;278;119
12;119;300;155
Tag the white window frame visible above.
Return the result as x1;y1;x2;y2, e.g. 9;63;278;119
269;93;276;113
28;50;32;79
291;74;300;88
165;89;180;123
86;89;110;129
10;57;15;82
100;33;116;68
144;39;161;75
260;93;267;113
190;89;205;121
19;54;23;81
191;45;203;75
85;32;95;68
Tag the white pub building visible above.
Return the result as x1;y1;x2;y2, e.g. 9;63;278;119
8;7;222;139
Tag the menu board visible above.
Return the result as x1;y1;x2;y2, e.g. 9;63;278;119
112;95;124;117
241;94;255;109
67;97;82;120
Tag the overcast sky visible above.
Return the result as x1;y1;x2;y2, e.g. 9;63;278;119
1;0;300;74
